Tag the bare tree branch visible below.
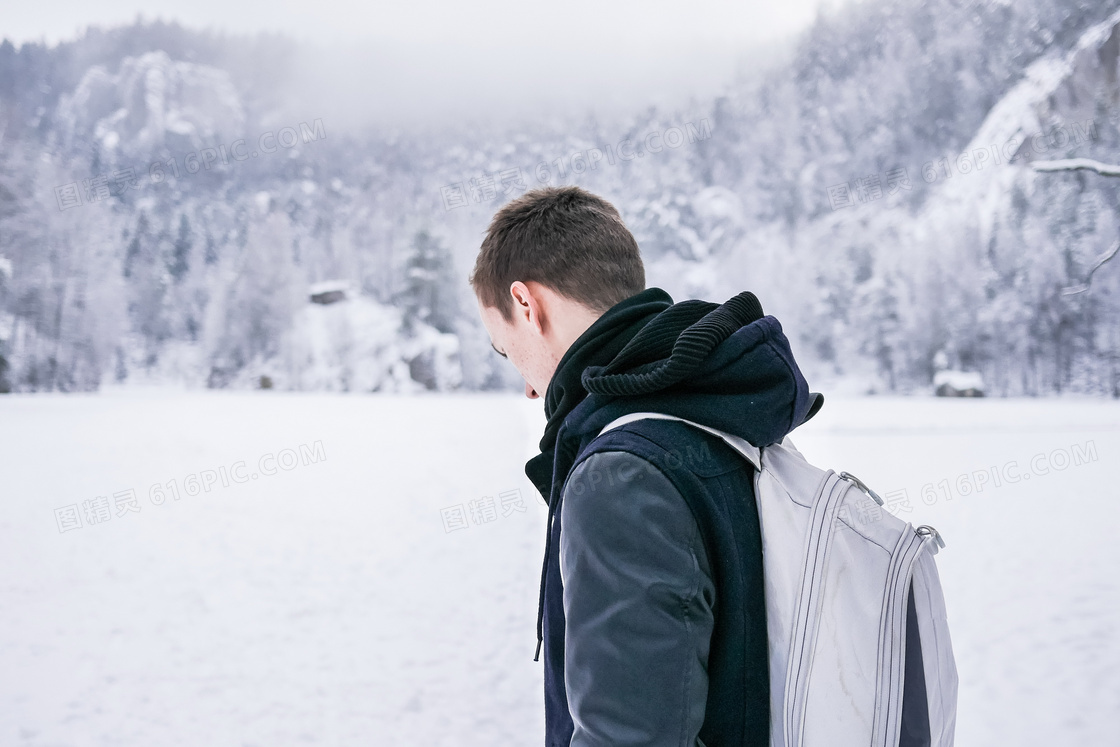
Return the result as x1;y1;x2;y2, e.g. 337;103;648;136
1062;238;1120;295
1032;158;1120;177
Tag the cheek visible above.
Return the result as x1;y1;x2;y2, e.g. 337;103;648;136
524;348;557;384
510;346;546;379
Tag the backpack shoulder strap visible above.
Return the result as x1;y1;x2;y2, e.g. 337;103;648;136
598;411;763;473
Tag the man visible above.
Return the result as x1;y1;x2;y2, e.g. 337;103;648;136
469;185;822;747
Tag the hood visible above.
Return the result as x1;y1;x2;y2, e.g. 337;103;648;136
573;291;821;448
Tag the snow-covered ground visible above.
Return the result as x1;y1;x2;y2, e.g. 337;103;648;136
1;388;1117;746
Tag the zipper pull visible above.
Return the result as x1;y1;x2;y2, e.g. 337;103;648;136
915;524;946;551
838;471;884;506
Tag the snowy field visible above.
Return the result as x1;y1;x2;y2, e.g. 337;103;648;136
1;388;1117;746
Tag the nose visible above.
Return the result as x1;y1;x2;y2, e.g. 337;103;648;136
525;380;539;399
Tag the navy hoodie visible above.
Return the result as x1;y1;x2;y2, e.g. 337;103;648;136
525;286;823;746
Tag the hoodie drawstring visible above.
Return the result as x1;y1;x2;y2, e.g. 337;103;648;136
534;486;559;661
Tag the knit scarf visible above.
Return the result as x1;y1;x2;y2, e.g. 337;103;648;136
524;286;767;505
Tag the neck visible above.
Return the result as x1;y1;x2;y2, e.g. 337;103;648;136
547;304;603;365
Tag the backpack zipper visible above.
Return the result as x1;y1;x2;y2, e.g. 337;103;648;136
784;475;942;747
783;470;849;747
870;526;937;747
915;524;946;551
839;471;885;505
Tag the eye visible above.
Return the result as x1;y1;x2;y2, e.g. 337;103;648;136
491;341;507;359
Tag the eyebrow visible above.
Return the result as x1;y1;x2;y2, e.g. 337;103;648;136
491;341;507;358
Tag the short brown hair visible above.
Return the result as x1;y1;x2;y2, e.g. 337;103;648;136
469;186;646;323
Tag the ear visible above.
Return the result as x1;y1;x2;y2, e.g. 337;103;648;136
509;280;546;334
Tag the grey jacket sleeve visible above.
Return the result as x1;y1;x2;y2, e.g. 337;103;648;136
559;450;716;747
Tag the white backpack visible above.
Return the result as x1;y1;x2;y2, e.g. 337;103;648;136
599;412;958;747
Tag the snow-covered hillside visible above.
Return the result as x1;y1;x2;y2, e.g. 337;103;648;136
54;50;247;158
4;1;1120;396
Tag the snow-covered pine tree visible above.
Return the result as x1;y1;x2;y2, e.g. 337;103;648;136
204;210;302;387
395;228;459;336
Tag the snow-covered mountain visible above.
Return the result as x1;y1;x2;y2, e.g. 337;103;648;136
54;50;247;159
767;7;1120;396
1;1;1119;395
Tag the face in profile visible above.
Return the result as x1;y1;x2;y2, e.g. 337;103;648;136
475;289;551;399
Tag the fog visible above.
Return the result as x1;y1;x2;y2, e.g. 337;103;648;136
8;0;843;131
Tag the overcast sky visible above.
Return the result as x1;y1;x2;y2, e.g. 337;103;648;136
6;0;855;129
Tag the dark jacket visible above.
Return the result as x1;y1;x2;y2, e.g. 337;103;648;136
525;287;823;747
